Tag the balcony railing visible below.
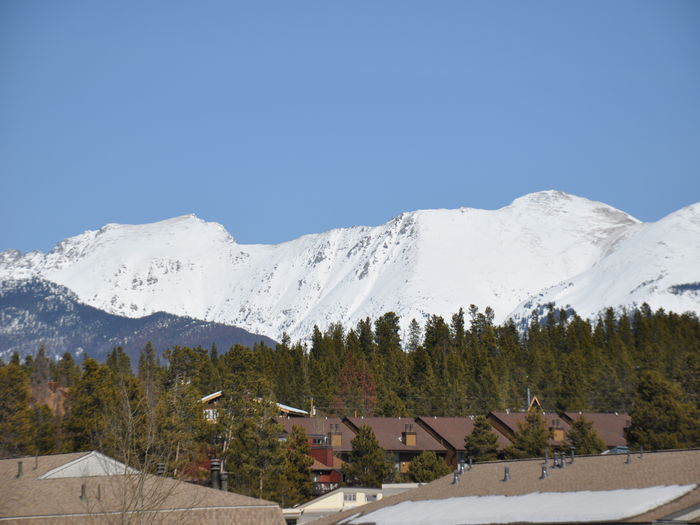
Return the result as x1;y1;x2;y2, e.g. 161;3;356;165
312;482;339;496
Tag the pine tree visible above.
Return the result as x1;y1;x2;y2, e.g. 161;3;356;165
152;377;205;475
332;354;376;416
626;370;700;450
276;425;314;506
62;358;117;452
407;451;450;482
0;363;33;457
30;345;51;404
506;412;553;459
566;416;606;454
342;426;393;487
408;345;439;416
54;352;81;387
224;398;284;500
137;341;162;407
464;415;500;461
374;387;409;417
374;312;410;412
31;404;58;455
162;345;209;395
406;318;422;352
106;347;132;379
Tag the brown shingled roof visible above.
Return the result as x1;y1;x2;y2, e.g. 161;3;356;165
311;456;345;471
0;452;285;525
278;416;355;452
488;411;570;446
562;412;630;448
344;417;446;453
309;449;700;525
416;416;511;452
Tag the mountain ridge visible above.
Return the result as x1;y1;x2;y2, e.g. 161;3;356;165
1;191;697;341
0;278;276;361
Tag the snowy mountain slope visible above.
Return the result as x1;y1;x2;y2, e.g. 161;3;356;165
511;201;700;323
0;191;695;341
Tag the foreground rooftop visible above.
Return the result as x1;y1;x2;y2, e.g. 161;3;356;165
309;448;700;525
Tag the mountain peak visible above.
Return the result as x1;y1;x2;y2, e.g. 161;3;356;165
0;192;696;341
87;214;237;249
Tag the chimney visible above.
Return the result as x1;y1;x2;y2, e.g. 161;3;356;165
540;465;548;479
220;470;229;492
210;459;221;490
502;467;510;481
329;424;342;448
16;461;23;479
402;424;417;447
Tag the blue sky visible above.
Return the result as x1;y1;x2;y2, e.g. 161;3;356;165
2;1;699;253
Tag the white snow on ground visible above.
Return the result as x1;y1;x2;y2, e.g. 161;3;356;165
0;191;698;342
348;485;697;525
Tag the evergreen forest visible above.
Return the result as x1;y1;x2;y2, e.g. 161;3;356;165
1;303;699;504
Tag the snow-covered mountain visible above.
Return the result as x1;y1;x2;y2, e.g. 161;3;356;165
1;191;698;341
510;200;700;323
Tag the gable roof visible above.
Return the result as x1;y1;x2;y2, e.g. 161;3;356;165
38;451;137;479
488;411;571;446
344;417;446;453
561;412;630;448
416;416;511;451
309;449;700;525
0;452;285;524
201;391;309;416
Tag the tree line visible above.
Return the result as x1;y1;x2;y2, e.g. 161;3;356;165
1;303;699;502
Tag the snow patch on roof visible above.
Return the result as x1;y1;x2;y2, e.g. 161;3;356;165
349;485;697;525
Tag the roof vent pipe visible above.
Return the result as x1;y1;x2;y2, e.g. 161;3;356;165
16;461;23;479
543;449;549;465
156;463;166;476
468;457;473;470
625;451;631;465
569;446;576;464
220;470;228;492
97;485;101;501
639;446;644;459
452;470;461;484
560;452;566;468
540;465;548;479
80;484;86;501
210;459;221;490
502;467;510;482
34;455;38;470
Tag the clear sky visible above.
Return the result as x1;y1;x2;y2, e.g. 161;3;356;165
2;1;699;253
